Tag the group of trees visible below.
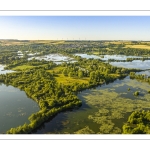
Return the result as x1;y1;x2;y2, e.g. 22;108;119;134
107;57;150;62
130;72;150;84
4;58;56;70
123;110;150;134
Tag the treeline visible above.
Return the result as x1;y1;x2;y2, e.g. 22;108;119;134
107;57;150;62
130;72;150;84
122;110;150;134
4;58;56;71
126;57;150;62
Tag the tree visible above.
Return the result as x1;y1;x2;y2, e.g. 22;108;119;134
68;72;73;78
78;70;83;78
90;71;95;80
134;91;139;96
62;68;68;76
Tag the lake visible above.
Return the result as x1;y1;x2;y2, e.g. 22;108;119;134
74;54;150;70
110;60;150;70
100;55;143;60
75;53;101;59
74;54;143;60
0;84;39;133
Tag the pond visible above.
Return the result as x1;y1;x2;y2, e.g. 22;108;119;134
74;54;143;60
74;53;150;70
28;53;76;64
32;72;150;134
0;65;15;74
0;83;39;133
110;60;150;70
75;53;101;59
100;55;143;61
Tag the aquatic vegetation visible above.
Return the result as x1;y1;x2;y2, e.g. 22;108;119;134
74;126;95;134
78;79;150;134
134;91;139;96
99;121;115;134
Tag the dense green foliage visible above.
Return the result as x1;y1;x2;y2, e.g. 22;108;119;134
133;91;139;96
130;72;150;84
123;110;150;134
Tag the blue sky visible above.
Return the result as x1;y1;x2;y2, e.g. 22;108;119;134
0;16;150;40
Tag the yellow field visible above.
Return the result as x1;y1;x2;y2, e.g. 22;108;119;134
105;41;132;45
0;40;65;46
29;40;65;44
0;41;27;46
55;74;89;85
125;44;150;50
93;52;99;54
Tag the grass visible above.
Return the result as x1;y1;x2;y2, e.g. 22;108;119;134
47;66;89;85
47;66;64;73
93;52;99;55
11;65;35;71
55;74;89;85
125;44;150;50
105;41;132;45
0;40;65;46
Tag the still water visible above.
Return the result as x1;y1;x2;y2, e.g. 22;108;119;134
28;53;75;64
0;84;39;133
74;54;150;69
75;54;143;60
110;60;150;70
0;65;15;74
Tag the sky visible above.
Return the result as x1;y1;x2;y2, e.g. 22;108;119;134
0;16;150;41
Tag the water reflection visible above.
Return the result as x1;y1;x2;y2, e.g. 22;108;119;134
110;60;150;69
0;84;39;133
0;65;15;74
28;53;76;64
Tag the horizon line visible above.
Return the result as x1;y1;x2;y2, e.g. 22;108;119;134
0;39;148;41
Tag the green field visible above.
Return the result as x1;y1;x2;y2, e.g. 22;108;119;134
47;66;89;85
11;65;35;71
